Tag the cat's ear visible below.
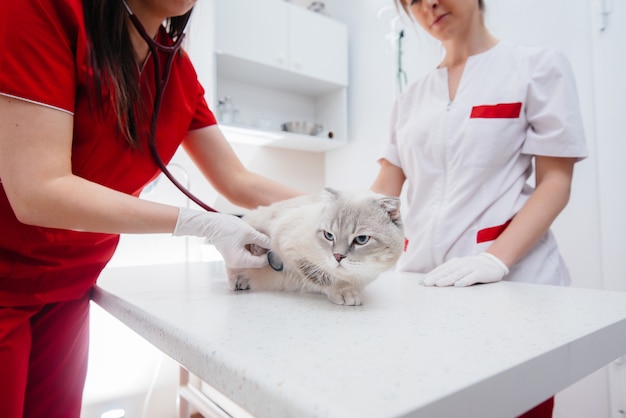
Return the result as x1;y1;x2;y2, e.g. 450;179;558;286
322;187;340;201
378;197;401;221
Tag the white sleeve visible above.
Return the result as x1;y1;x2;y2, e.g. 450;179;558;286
521;48;588;160
378;99;403;168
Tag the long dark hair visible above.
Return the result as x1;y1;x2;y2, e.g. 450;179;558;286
82;0;192;147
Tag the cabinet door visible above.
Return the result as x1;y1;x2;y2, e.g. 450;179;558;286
214;0;288;70
287;5;348;86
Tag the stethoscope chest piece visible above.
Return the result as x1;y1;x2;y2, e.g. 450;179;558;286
268;251;284;272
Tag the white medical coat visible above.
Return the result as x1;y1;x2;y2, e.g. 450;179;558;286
381;41;588;285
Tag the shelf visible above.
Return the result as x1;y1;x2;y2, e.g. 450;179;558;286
219;124;345;152
213;0;348;153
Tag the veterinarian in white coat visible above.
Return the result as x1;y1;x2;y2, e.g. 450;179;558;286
378;38;588;286
371;1;587;414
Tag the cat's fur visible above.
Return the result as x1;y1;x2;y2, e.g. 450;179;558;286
227;188;404;305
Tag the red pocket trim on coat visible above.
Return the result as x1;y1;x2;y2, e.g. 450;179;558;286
476;219;512;243
470;102;522;119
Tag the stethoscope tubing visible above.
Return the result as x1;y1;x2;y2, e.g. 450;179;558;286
124;5;281;269
124;3;218;213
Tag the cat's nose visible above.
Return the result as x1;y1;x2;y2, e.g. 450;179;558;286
334;253;346;263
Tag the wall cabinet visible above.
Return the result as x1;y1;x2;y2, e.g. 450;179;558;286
215;0;347;86
213;0;348;152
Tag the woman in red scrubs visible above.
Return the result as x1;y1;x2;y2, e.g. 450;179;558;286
0;1;299;416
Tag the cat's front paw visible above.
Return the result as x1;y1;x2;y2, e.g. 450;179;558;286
327;281;362;306
227;269;251;291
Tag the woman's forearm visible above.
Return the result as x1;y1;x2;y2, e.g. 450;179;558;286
227;171;303;209
8;173;179;234
183;126;302;210
486;157;575;267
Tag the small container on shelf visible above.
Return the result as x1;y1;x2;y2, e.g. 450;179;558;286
281;121;324;136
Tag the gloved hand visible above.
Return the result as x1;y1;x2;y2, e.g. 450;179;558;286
421;252;509;287
173;208;270;269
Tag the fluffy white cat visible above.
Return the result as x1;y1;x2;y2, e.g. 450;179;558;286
227;188;404;305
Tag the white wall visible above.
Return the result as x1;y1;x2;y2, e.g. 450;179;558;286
591;0;626;295
590;1;626;416
323;0;400;190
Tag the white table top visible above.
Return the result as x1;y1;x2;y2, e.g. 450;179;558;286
93;262;626;418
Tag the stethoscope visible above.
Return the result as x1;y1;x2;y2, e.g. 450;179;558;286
123;2;217;213
123;3;284;271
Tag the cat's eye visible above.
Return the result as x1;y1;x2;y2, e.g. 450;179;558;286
323;231;335;241
354;235;370;245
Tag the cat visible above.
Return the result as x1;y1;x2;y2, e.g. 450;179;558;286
226;188;404;305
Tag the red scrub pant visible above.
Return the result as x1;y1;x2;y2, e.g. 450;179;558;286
518;397;554;418
0;291;91;418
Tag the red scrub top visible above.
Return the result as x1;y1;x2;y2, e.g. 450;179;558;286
0;0;217;305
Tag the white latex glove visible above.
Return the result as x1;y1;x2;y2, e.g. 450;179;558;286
173;208;270;269
421;252;509;287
